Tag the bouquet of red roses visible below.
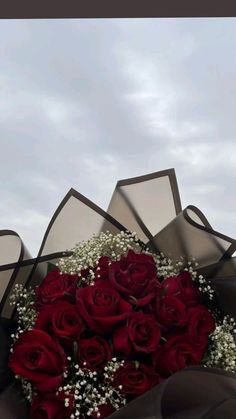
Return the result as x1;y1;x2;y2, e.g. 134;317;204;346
8;231;236;419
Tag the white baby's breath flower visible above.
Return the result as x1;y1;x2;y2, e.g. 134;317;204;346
204;316;236;372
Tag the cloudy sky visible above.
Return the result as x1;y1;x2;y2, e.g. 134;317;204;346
0;18;236;256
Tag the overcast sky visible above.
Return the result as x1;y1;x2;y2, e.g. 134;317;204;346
0;18;236;256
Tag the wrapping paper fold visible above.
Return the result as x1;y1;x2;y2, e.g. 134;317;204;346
109;367;236;419
0;168;236;418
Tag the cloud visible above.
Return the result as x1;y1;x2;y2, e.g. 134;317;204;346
0;18;236;255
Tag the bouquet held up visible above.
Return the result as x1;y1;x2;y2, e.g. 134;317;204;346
1;169;236;419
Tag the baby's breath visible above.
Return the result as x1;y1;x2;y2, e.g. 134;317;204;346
57;231;215;301
57;231;141;275
10;284;37;342
19;378;34;402
154;255;215;302
204;316;236;372
58;358;126;419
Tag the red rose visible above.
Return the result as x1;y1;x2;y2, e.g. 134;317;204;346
30;393;73;419
187;305;215;350
35;301;85;341
95;256;111;281
91;404;115;419
77;336;112;370
113;362;160;400
109;250;161;307
156;295;187;329
113;313;161;356
35;269;78;308
9;330;66;391
76;281;132;335
162;271;201;306
154;335;202;377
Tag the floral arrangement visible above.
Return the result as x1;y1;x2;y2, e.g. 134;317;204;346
8;231;236;419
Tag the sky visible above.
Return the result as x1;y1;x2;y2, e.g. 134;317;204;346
0;18;236;256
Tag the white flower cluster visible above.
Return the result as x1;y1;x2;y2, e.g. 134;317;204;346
9;284;37;342
194;273;215;300
58;357;126;418
204;316;236;372
57;231;215;301
19;378;34;402
57;231;141;276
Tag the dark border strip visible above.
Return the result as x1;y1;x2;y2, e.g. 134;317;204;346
0;251;73;272
169;169;182;215
0;230;22;237
1;0;236;19
117;168;177;186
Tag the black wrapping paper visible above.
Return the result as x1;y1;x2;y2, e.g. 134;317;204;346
1;168;236;419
